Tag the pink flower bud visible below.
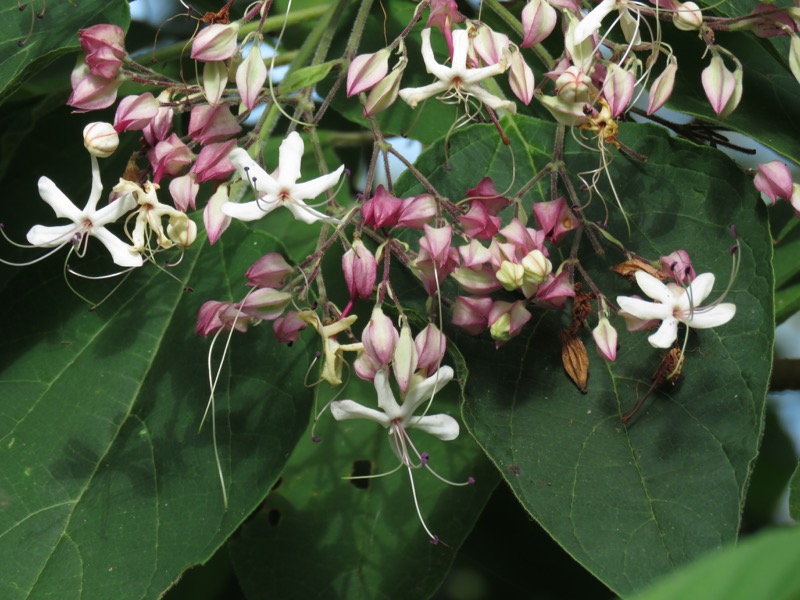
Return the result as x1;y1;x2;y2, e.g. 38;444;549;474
754;161;794;203
521;0;558;47
79;24;127;79
342;239;377;300
458;202;501;240
147;134;193;183
354;351;381;381
191;23;240;62
237;288;292;321
415;324;447;374
347;48;391;96
452;264;502;295
535;271;575;308
203;61;229;106
143;100;174;146
603;63;634;118
488;301;531;343
204;184;232;244
361;185;402;228
188;103;242;144
659;249;696;285
363;65;405;116
191;140;237;182
83;121;119;158
508;50;535;105
113;92;159;132
396;193;436;228
533;196;575;245
67;60;123;112
500;218;546;256
737;4;798;38
362;306;399;366
246;252;293;288
452;296;493;335
592;316;618;362
701;55;742;118
393;319;419;393
196;300;248;336
472;25;510;66
673;1;703;31
168;173;199;212
236;43;267;110
647;59;677;115
273;311;307;344
466;177;510;215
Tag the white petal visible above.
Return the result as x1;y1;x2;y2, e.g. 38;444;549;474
277;132;305;186
419;28;450;82
375;367;402;420
221;199;278;221
450;30;469;72
91;194;137;227
463;84;517;113
635;270;673;303
291;165;345;201
330;399;391;428
574;0;616;43
26;223;78;248
648;317;678;348
617;296;672;321
229;148;281;197
284;200;335;225
403;366;454;415
92;227;144;267
685;272;716;307
619;8;642;45
408;413;460;441
398;81;451;108
37;177;82;222
684;303;736;329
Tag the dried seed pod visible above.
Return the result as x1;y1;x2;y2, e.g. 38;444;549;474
610;258;665;283
560;329;589;393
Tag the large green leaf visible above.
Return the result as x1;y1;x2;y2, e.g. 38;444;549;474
0;220;315;598
629;526;800;600
229;373;499;599
396;115;773;595
0;0;130;105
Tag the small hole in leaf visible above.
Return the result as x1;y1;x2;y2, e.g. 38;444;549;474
267;509;281;526
350;460;371;489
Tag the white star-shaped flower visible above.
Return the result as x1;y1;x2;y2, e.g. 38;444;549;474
26;154;142;268
398;28;516;114
330;365;459;444
223;132;345;224
617;270;736;348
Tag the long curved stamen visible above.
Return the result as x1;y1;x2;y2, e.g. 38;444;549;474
405;463;438;542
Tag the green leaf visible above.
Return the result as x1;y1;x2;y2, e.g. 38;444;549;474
396;115;773;595
228;371;499;600
279;59;339;95
790;460;800;522
776;282;800;325
628;527;800;600
0;0;130;105
0;221;314;599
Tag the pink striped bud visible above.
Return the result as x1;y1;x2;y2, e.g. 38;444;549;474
556;66;593;104
521;0;558;48
509;50;535;105
273;311;307;344
362;306;399;366
754;161;794;203
459;202;501;240
535;271;575;308
114;92;159;132
68;60;123;112
363;63;405;116
143;103;174;146
191;140;236;182
203;184;232;244
342;239;377;300
701;54;742;117
246;252;293;288
396;193;436;228
415;324;447;374
191;23;240;62
237;288;292;321
603;63;634;118
196;301;248;336
147;133;193;183
168;173;199;212
83;121;119;158
236;43;267;110
592;316;618;362
472;25;510;66
79;24;127;79
533;196;575;245
673;1;703;31
392;319;419;393
452;295;493;335
361;185;402;228
203;61;228;106
188;103;242;144
347;48;391;96
647;59;677;115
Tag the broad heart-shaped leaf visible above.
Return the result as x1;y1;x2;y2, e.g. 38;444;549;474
395;115;773;595
628;526;800;600
0;221;314;599
0;0;130;105
228;370;499;600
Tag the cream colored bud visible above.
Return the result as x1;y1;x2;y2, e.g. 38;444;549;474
83;122;119;158
673;2;703;31
167;215;197;248
496;260;526;291
521;250;552;285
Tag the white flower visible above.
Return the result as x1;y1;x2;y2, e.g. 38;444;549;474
398;28;516;114
26;153;142;268
331;366;459;446
223;132;344;224
572;0;641;48
617;270;736;348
